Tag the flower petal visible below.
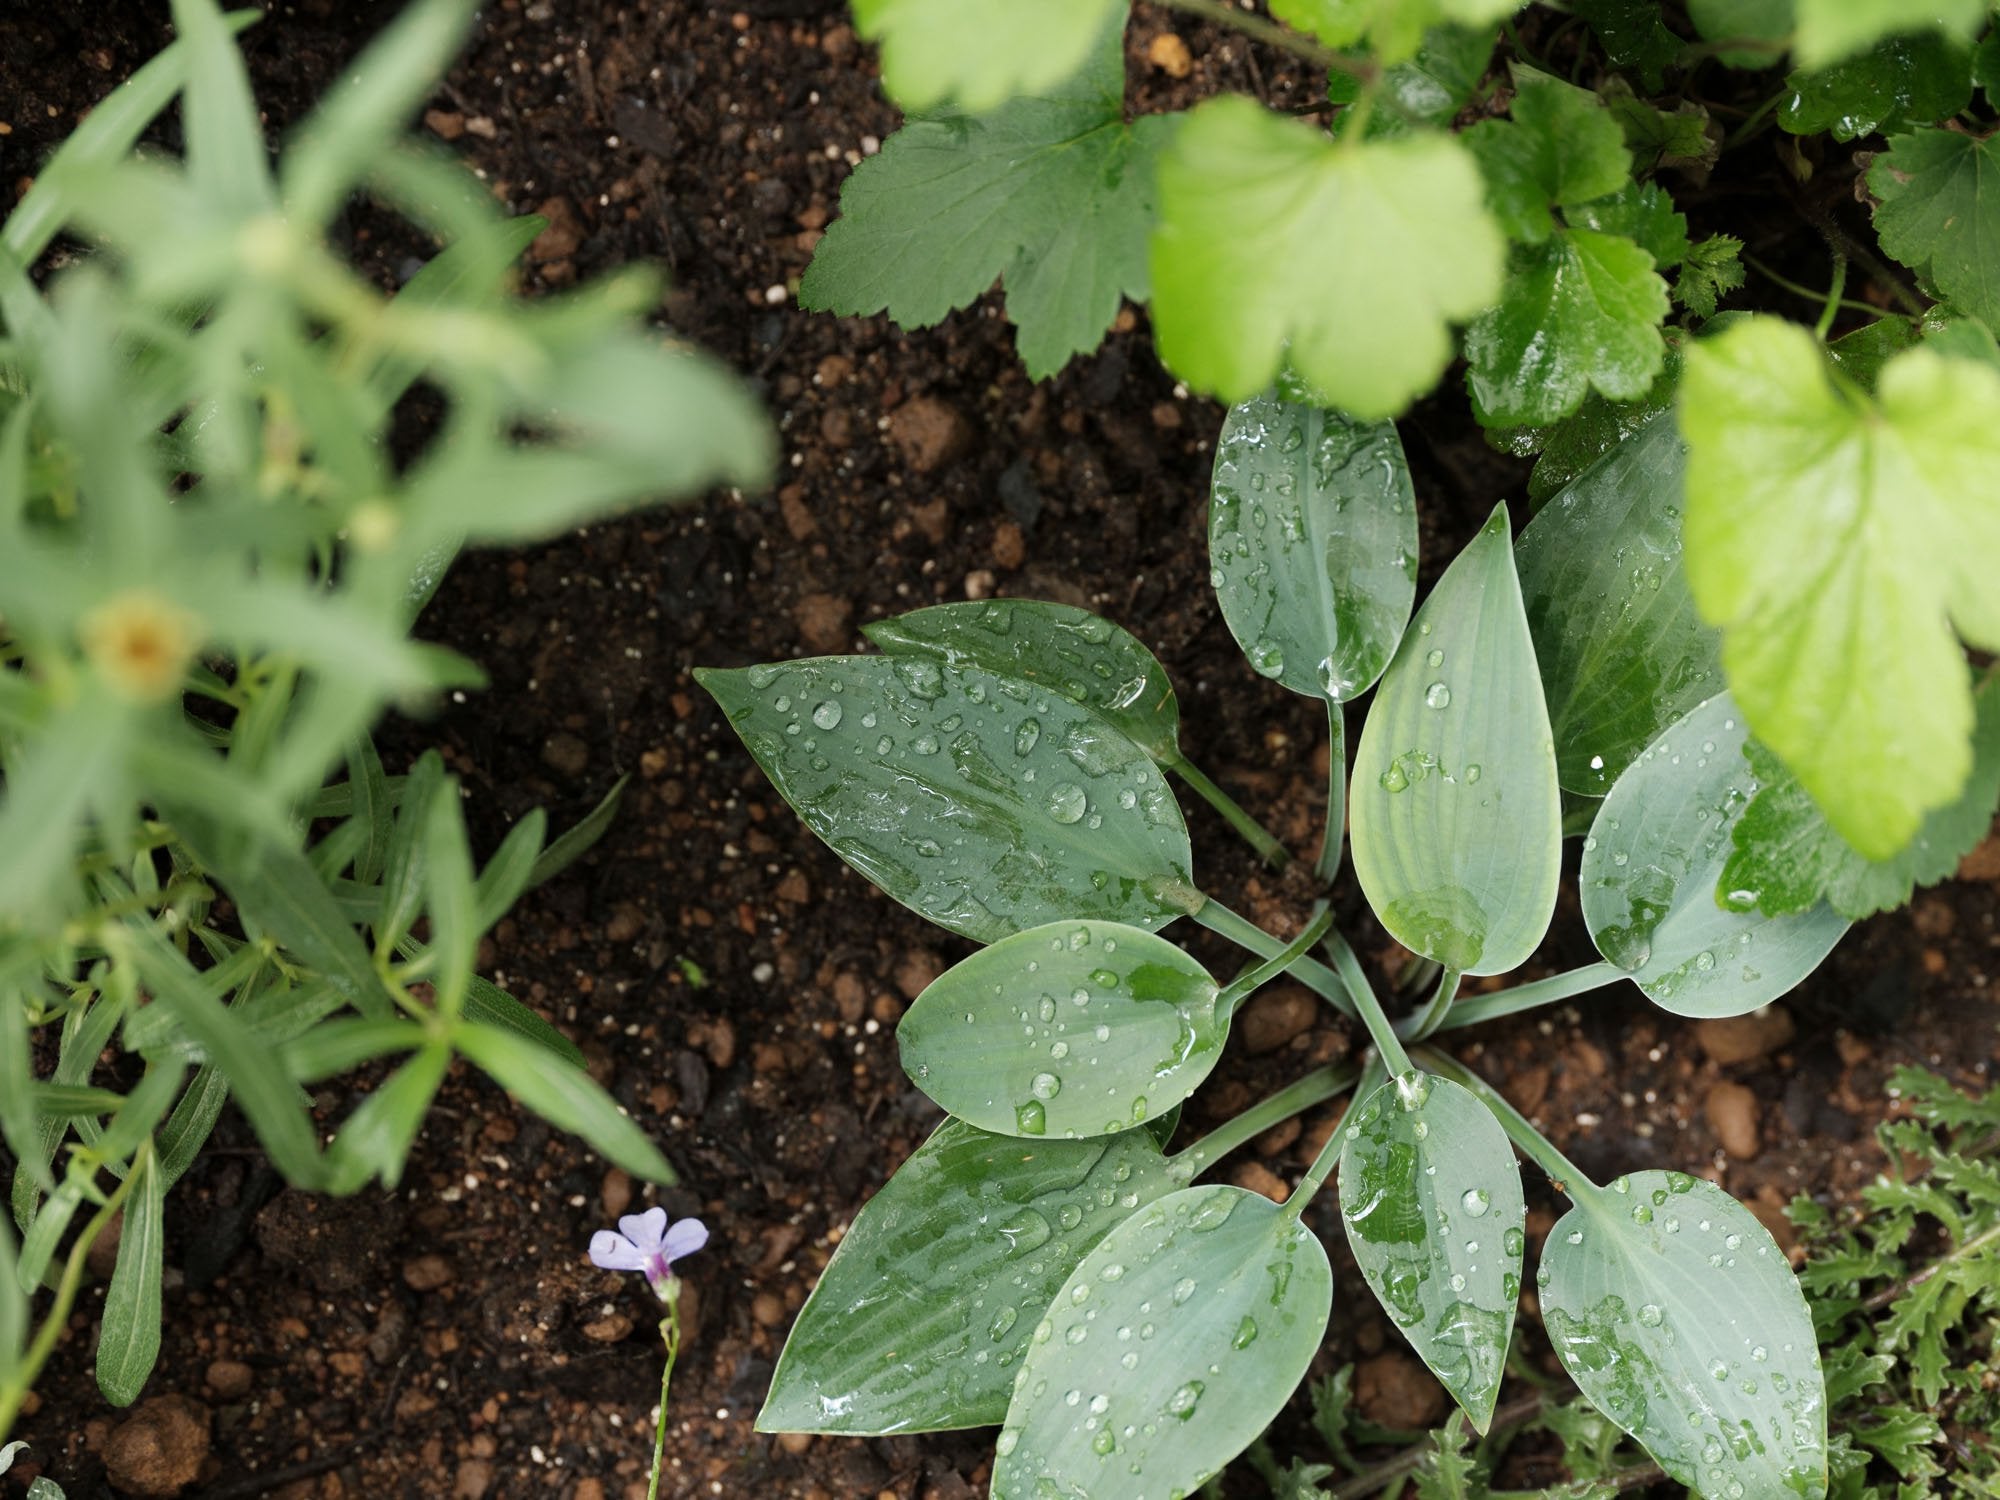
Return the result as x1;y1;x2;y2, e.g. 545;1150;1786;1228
618;1207;669;1252
660;1217;709;1265
589;1230;648;1272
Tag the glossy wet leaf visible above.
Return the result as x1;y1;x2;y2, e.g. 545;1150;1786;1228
698;656;1196;945
1580;692;1847;1018
1150;97;1505;418
757;1120;1178;1435
1870;129;2000;333
1337;1073;1525;1430
1779;34;1972;142
1464;69;1630;246
1502;333;1682;506
865;600;1181;767
1208;391;1418;703
1516;411;1722;794
1540;1171;1827;1498
1325;23;1496;138
993;1185;1331;1500
1351;505;1561;974
901;920;1222;1140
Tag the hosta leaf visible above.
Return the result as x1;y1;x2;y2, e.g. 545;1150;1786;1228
1515;411;1722;794
993;1186;1331;1499
865;600;1182;767
1338;1073;1524;1431
1271;0;1521;65
1208;391;1418;702
1779;34;1972;142
1719;674;2000;921
1870;129;2000;333
1150;97;1504;419
756;1120;1178;1434
1351;505;1561;975
1678;318;2000;859
800;26;1175;379
1465;229;1671;429
1580;693;1847;1018
1791;0;1984;72
1464;70;1631;246
852;0;1127;113
698;656;1196;944
1540;1171;1827;1499
900;921;1223;1139
1506;333;1683;505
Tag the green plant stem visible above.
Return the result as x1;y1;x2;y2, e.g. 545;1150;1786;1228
0;1149;145;1442
1415;1046;1594;1191
1191;899;1354;1018
1815;253;1849;341
1172;1060;1361;1179
1322;931;1411;1077
1864;1219;2000;1315
1420;961;1624;1035
1401;967;1460;1043
1315;702;1345;883
647;1293;683;1500
1154;0;1373;79
1286;1055;1385;1219
1168;756;1290;868
1216;904;1334;1020
1742;254;1889;321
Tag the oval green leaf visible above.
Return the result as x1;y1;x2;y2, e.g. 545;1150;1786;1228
865;600;1183;767
756;1120;1179;1436
993;1184;1331;1500
1209;391;1418;701
698;656;1197;944
1350;504;1561;974
1515;412;1723;795
1540;1171;1827;1499
1580;692;1848;1018
1337;1072;1525;1432
900;920;1221;1140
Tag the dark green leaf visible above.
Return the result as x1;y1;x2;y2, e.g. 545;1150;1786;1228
1676;235;1745;321
1581;694;1848;1017
1603;83;1718;173
527;775;626;888
1338;1073;1525;1430
801;26;1173;379
1516;411;1722;794
343;736;393;887
462;975;585;1069
1351;506;1561;975
471;809;547;934
1464;69;1631;244
377;750;444;951
1326;24;1496;137
698;656;1196;945
28;1085;129;1120
1540;1171;1826;1498
1209;392;1418;703
865;600;1182;767
96;1150;164;1406
899;920;1222;1139
756;1119;1178;1434
1976;27;2000;107
156;1064;229;1191
325;1043;450;1193
1504;334;1682;506
1780;33;1972;141
993;1185;1331;1499
1871;129;2000;331
1568;0;1686;90
282;1019;429;1085
1570;182;1688;269
0;1209;23;1369
455;1021;674;1183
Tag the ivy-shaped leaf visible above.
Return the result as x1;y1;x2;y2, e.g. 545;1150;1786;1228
852;0;1128;113
1149;97;1504;419
1870;129;2000;334
1270;0;1521;64
1567;0;1686;91
1678;317;2000;859
1464;69;1631;245
1790;0;1985;72
1325;23;1497;137
1780;33;1972;143
1569;181;1688;269
800;26;1175;379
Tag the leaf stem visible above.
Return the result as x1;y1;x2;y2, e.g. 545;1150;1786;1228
1742;254;1893;322
1171;1060;1361;1180
1863;1218;2000;1315
1322;931;1412;1077
1168;755;1290;868
1315;702;1345;883
1814;253;1848;341
646;1292;683;1500
1153;0;1374;80
1400;967;1461;1043
1192;898;1354;1018
1413;1046;1595;1192
1420;961;1624;1035
1216;904;1334;1020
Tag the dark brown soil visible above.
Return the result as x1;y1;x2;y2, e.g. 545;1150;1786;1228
4;4;1997;1498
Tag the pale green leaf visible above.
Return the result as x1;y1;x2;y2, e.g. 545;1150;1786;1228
1792;0;1985;72
96;1151;163;1406
1351;505;1561;975
455;1021;674;1183
1150;98;1504;419
1678;318;2000;858
1871;129;2000;332
1580;692;1847;1017
1325;24;1497;138
1685;0;1790;70
325;1043;450;1194
1271;0;1521;64
1464;70;1632;244
993;1186;1332;1499
1780;34;1972;142
801;29;1173;380
852;0;1127;112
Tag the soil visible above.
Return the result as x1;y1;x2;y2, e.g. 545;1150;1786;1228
4;3;1998;1498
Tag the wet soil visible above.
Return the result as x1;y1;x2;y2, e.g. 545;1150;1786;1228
3;2;1997;1497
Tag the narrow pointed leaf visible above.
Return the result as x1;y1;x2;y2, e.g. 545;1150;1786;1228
455;1022;674;1184
96;1150;164;1406
866;601;1182;766
900;920;1221;1140
993;1185;1331;1499
1338;1073;1525;1431
1516;413;1722;795
1351;505;1561;974
698;656;1196;944
421;775;479;1021
1541;1172;1827;1499
325;1042;450;1194
472;809;547;933
462;974;586;1069
1581;692;1847;1018
756;1120;1178;1435
1209;391;1418;702
528;775;626;889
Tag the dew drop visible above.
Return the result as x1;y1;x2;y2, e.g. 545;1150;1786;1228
1461;1188;1491;1218
1424;682;1451;710
1047;784;1087;824
1032;1072;1063;1100
1249;641;1285;678
1166;1381;1204;1420
1015;1101;1047;1136
1171;1277;1197;1306
811;700;842;730
1425;648;1444;668
1015;719;1042;756
1638;1303;1663;1327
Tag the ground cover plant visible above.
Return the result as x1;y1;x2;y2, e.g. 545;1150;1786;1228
0;0;764;1451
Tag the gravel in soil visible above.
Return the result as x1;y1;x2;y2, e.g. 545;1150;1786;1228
4;3;1998;1497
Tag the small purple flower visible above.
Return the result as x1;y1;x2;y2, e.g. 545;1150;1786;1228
590;1207;707;1299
